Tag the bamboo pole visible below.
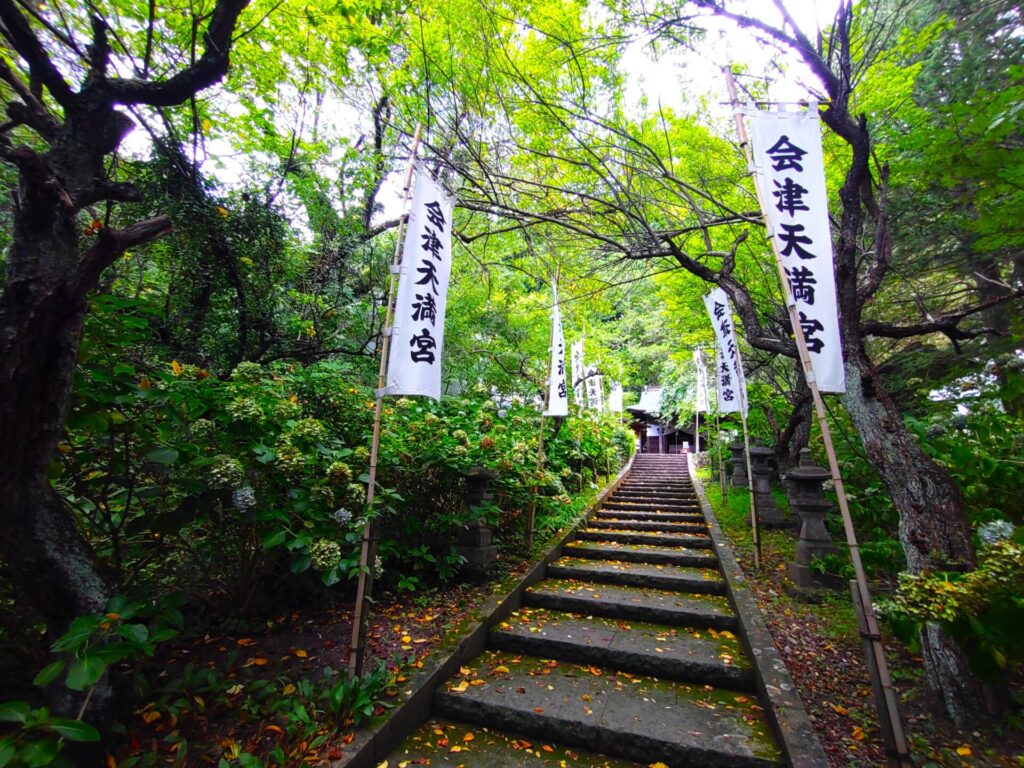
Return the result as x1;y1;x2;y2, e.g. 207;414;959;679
527;267;561;551
348;124;422;678
725;70;910;765
738;392;760;570
716;410;727;501
526;415;546;552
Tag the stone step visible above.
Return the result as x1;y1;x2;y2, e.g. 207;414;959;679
490;607;754;690
610;489;700;495
604;502;701;513
608;497;700;507
595;509;706;524
523;579;736;630
614;481;688;487
577;530;713;549
564;541;718;568
614;487;695;495
435;651;782;768
547;557;724;594
393;716;646;767
588;518;708;535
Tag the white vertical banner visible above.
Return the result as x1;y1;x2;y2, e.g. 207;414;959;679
384;162;456;400
703;288;748;416
746;108;845;393
570;339;585;408
608;381;623;413
544;285;569;417
694;349;709;413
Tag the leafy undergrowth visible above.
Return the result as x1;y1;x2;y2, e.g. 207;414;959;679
700;471;1024;768
109;477;614;767
110;580;506;767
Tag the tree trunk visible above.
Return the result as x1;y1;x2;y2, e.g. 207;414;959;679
841;347;998;724
0;241;115;735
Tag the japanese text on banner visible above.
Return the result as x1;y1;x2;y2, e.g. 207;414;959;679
384;162;455;400
746;108;845;393
570;340;585;408
694;349;709;414
703;287;748;416
544;286;569;416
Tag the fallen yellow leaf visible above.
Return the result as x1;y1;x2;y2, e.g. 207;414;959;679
493;665;510;674
293;648;308;658
956;745;972;757
462;733;475;742
650;763;670;768
449;680;469;693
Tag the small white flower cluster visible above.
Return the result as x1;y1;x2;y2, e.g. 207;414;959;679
209;455;244;489
230;361;264;383
346;483;366;508
333;507;353;526
978;519;1015;547
232;485;256;509
290;418;327;443
310;539;342;572
374;555;383;578
188;418;217;441
227;397;262;422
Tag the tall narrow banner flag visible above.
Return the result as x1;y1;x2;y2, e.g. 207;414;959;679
608;381;623;413
694;349;709;413
746;108;845;392
384;162;455;400
570;340;585;408
544;286;569;416
703;288;748;416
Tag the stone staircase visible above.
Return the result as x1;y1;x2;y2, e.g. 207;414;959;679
388;454;790;767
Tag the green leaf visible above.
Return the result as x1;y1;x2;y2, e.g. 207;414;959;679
65;656;107;691
33;661;66;687
0;702;30;723
48;719;100;742
19;737;60;767
262;529;287;549
0;738;16;768
118;624;149;644
145;447;179;465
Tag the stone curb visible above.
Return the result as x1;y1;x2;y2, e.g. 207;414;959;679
689;456;830;768
334;452;636;768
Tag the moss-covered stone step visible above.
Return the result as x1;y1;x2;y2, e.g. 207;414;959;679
392;716;645;767
563;540;718;568
523;579;737;630
489;607;753;690
594;509;705;524
588;518;708;535
546;556;724;594
434;652;782;768
577;529;713;549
